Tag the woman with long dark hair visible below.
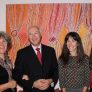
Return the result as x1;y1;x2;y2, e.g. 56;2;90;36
58;32;90;92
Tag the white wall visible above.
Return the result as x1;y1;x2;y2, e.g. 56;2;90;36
0;0;92;31
0;1;6;31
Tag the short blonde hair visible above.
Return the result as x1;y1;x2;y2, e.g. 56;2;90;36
28;26;42;33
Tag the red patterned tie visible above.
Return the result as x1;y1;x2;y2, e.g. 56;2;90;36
36;48;42;64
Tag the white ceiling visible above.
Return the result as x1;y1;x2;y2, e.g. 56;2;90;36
1;0;92;4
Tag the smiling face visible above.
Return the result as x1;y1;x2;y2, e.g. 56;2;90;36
0;37;7;54
66;36;78;56
28;27;42;47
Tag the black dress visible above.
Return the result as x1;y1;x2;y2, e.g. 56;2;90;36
0;58;16;92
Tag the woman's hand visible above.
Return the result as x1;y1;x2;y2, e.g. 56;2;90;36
82;86;88;92
62;88;66;92
0;80;16;91
22;75;29;80
8;80;16;89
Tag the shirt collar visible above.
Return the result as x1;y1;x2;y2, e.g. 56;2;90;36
32;44;41;52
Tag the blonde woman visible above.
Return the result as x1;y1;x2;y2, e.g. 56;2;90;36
0;32;16;92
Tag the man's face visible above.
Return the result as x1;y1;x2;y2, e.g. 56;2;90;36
28;27;42;46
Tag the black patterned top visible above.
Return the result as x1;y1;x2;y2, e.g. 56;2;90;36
58;55;90;89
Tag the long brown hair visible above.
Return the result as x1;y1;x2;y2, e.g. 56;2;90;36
59;32;85;66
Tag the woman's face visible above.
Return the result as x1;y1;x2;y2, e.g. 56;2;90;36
66;36;78;55
0;37;7;54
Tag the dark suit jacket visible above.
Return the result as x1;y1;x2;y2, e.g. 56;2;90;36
13;44;58;92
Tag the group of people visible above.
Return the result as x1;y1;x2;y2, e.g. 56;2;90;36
0;26;91;92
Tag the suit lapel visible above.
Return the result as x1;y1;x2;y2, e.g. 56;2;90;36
42;44;48;67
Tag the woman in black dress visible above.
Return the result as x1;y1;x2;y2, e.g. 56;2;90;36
0;31;16;92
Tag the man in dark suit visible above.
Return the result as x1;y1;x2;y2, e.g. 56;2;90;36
13;26;58;92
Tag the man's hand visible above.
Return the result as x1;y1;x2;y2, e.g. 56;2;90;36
33;79;53;90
